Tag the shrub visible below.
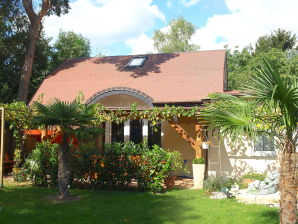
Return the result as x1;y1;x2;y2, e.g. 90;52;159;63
71;142;183;193
239;172;266;189
72;142;145;190
23;141;58;187
204;175;237;192
71;143;101;189
22;140;184;193
12;167;27;182
99;142;144;189
139;145;184;193
241;172;266;181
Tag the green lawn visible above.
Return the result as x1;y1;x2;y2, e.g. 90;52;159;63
0;181;278;224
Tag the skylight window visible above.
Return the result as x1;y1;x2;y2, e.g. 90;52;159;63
126;56;147;68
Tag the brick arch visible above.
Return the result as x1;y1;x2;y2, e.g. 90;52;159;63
86;87;154;106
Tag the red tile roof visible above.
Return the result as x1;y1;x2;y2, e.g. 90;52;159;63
30;50;228;105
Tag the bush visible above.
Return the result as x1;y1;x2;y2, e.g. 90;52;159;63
204;175;237;192
12;168;27;182
241;172;266;181
71;142;183;193
23;141;58;187
239;172;266;189
72;142;145;190
71;143;101;188
22;140;184;193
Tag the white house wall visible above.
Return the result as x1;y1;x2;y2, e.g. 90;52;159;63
208;132;279;177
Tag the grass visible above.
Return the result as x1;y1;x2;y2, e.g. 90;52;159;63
0;180;278;224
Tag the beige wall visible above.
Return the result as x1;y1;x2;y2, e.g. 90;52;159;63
162;121;196;160
162;121;196;176
162;123;279;177
207;132;279;177
97;94;149;107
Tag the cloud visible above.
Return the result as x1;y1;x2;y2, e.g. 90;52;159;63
125;33;156;55
191;0;298;50
44;0;165;51
181;0;201;7
166;0;172;8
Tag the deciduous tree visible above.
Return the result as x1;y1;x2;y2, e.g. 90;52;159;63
0;1;51;103
18;0;70;103
153;17;199;53
255;29;297;54
51;30;91;69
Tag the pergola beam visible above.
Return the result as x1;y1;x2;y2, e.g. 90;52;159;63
170;120;205;159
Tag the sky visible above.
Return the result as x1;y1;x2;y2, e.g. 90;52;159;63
43;0;298;56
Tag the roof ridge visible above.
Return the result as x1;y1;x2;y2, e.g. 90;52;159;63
68;49;226;61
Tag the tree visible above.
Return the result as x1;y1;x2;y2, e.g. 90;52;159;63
202;59;297;224
255;29;297;54
227;46;298;90
153;17;199;53
33;100;101;200
18;0;70;103
225;46;254;90
0;1;52;103
51;30;91;69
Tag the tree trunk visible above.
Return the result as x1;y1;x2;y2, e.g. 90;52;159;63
17;21;42;102
279;138;297;224
58;134;71;200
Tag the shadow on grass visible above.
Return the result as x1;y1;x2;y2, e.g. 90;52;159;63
0;186;199;224
251;209;279;224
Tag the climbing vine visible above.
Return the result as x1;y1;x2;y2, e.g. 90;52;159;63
0;102;33;178
93;103;201;126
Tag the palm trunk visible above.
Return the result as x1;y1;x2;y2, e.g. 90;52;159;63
279;138;297;224
17;21;42;102
58;134;71;200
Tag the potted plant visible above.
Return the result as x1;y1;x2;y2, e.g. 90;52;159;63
192;157;205;189
163;151;184;189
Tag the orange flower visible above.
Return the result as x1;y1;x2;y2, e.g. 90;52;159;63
100;163;105;168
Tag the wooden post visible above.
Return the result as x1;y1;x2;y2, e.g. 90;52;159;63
0;108;5;188
195;122;203;159
169;120;205;159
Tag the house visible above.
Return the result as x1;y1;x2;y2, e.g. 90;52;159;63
30;50;278;176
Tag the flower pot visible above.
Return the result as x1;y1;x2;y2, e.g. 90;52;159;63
164;176;176;189
192;164;205;189
242;178;255;185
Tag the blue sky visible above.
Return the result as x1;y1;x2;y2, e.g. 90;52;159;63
44;0;298;56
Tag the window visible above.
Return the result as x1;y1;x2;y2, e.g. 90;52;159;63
252;135;276;156
130;120;143;144
111;122;124;143
126;56;147;68
148;122;161;148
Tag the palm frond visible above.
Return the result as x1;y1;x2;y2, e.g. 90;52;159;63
201;93;258;141
243;58;298;134
33;99;97;128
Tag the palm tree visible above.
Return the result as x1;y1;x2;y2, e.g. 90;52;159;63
33;99;101;200
202;59;297;224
